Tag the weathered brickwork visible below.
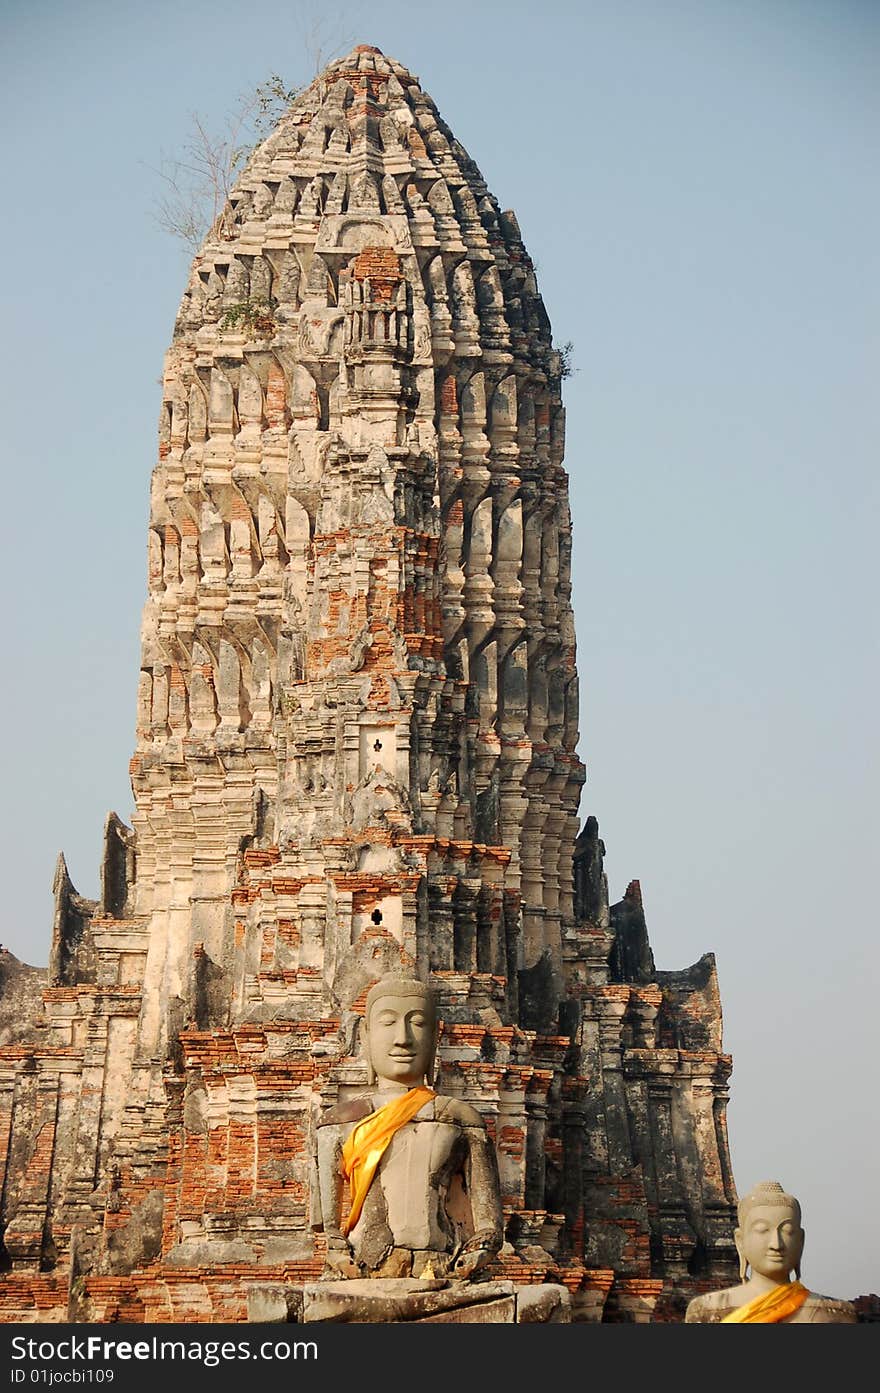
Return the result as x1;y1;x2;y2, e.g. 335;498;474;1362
0;45;740;1322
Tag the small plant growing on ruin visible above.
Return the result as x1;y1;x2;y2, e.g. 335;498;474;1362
150;14;355;252
220;298;278;337
559;340;576;379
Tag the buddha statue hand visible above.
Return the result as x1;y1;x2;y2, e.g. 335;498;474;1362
321;1231;359;1280
450;1230;500;1280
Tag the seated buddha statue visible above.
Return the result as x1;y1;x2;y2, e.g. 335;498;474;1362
310;973;504;1280
685;1179;857;1323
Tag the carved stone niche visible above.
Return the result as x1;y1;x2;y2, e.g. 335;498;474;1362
352;892;404;946
358;721;398;780
314;214;413;259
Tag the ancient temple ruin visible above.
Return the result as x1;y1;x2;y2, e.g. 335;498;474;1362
0;45;739;1322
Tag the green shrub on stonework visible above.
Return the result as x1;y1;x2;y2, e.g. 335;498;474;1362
220;298;278;336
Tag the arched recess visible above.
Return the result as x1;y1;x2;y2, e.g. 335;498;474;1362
500;638;529;732
490;374;518;439
492;494;524;604
460;370;487;429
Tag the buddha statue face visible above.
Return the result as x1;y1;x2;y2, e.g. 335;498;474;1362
736;1201;805;1282
362;978;438;1089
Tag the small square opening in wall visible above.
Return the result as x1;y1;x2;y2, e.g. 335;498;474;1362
359;723;397;778
352;894;403;944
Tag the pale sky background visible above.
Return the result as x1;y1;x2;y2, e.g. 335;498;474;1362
2;0;877;1301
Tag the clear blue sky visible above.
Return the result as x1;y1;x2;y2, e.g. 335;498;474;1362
2;0;877;1300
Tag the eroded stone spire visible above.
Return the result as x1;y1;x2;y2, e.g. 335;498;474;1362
137;43;583;1050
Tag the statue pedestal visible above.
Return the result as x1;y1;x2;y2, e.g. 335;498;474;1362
247;1277;571;1324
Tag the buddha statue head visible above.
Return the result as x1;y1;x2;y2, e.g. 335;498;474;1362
361;975;439;1090
735;1180;805;1283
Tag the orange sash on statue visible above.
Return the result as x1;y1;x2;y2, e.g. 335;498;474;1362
722;1281;809;1323
340;1086;435;1236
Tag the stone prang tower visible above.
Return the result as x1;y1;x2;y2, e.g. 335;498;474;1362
0;46;739;1322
